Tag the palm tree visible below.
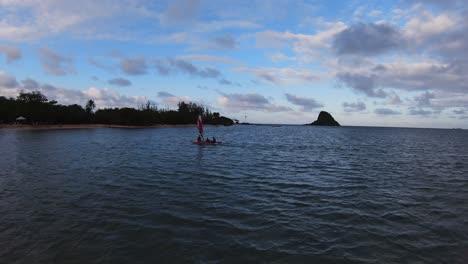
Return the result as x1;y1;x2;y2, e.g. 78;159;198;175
85;99;96;114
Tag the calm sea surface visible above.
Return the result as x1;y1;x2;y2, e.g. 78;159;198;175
1;125;467;263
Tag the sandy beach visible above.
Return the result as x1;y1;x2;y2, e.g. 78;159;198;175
0;124;198;130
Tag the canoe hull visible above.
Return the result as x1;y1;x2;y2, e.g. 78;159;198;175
192;141;222;145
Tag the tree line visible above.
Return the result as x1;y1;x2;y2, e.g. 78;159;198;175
0;91;234;126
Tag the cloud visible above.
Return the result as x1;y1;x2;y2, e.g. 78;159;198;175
333;23;402;56
219;79;241;86
157;91;175;98
407;92;445;115
374;61;467;93
176;54;239;65
335;56;468;105
336;72;386;98
386;92;402;105
210;34;236;49
108;78;132;87
343;101;366;112
369;10;383;17
285;93;323;111
403;10;458;45
236;67;321;85
153;58;221;78
256;22;347;49
156;91;197;107
330;6;468;108
255;21;347;61
0;45;21;63
217;92;291;112
193;20;261;32
406;0;464;9
160;0;200;25
0;1;156;41
176;60;220;78
414;91;435;107
81;87;148;108
120;57;148;75
374;108;401;115
0;74;147;108
0;71;19;88
39;47;76;76
21;78;40;90
269;52;296;62
408;108;434;116
88;57;115;73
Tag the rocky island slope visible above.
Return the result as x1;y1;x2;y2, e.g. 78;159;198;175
308;111;340;126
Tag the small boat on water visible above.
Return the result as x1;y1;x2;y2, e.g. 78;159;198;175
192;141;222;145
193;114;222;145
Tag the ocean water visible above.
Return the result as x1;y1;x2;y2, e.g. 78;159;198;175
1;125;467;263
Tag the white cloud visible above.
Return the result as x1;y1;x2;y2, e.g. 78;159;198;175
156;91;203;108
217;92;291;112
403;10;458;44
0;71;18;88
285;93;323;111
235;67;323;85
160;0;200;25
120;57;148;75
108;78;132;87
333;22;401;56
0;0;156;41
193;20;261;32
209;34;237;50
39;47;76;76
269;52;296;62
375;108;401;115
255;21;347;61
176;54;240;65
0;45;21;63
369;10;383;17
0;73;148;108
343;101;366;112
335;57;468;99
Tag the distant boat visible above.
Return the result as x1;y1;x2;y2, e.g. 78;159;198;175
192;141;222;145
194;114;222;145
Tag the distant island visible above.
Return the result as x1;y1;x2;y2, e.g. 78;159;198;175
0;91;233;127
308;111;340;126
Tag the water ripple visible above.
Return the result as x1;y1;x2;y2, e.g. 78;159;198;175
1;126;468;263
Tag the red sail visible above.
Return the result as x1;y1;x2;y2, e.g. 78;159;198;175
197;115;203;137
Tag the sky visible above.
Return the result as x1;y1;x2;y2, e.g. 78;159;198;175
0;0;467;128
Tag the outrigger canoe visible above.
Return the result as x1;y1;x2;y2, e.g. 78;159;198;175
192;141;222;145
194;115;222;145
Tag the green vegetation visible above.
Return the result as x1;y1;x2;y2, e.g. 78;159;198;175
0;91;233;126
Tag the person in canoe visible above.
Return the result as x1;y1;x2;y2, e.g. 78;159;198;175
212;137;216;143
197;135;202;143
205;137;211;143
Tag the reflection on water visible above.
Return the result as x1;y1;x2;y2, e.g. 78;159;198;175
1;126;468;263
197;144;204;162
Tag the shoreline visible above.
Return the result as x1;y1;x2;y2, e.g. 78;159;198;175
0;124;201;131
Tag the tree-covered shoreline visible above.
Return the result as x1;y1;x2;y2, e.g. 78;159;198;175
0;91;234;126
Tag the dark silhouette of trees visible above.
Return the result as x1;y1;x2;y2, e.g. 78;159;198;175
0;91;233;126
85;100;96;114
17;91;48;103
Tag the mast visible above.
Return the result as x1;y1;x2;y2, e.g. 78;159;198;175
197;114;204;139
